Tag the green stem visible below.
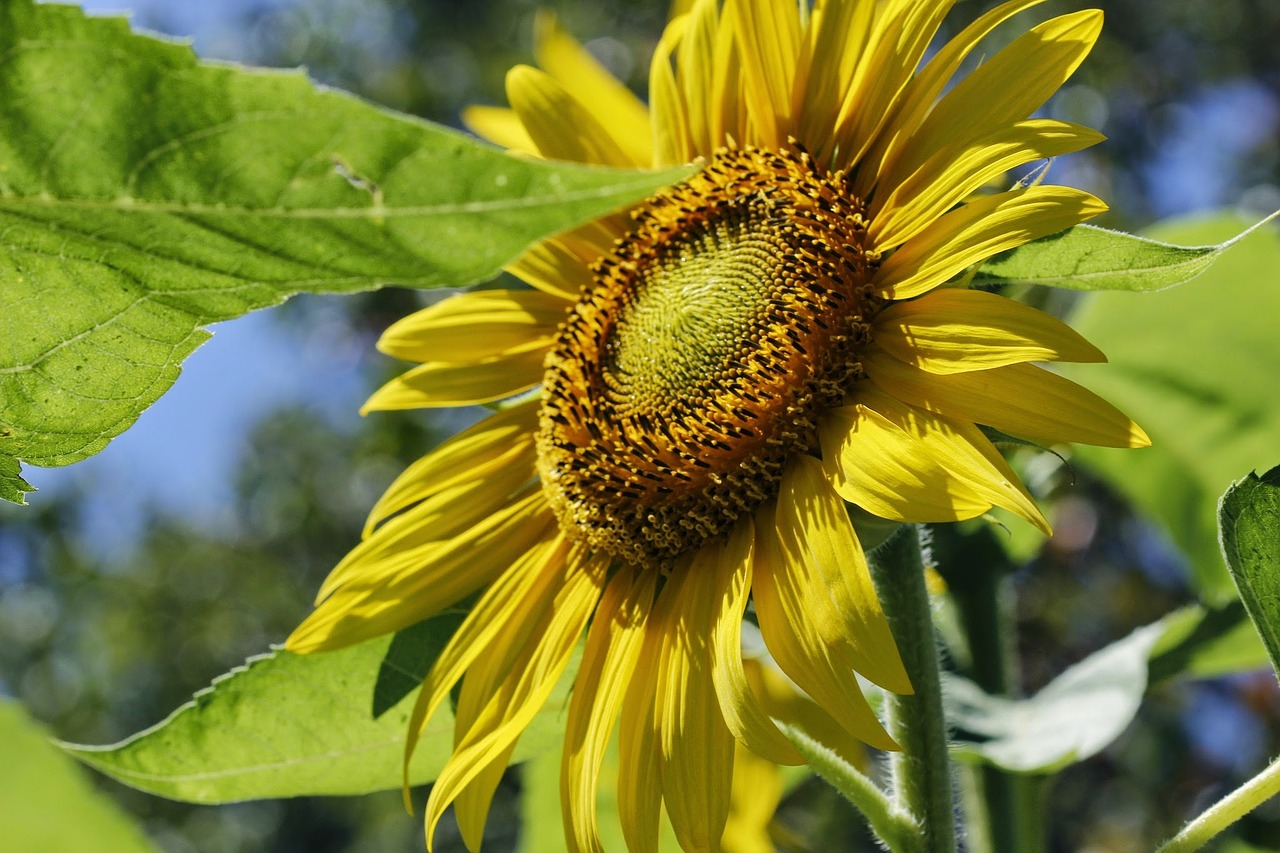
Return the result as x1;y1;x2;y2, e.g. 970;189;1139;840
942;527;1044;853
1157;755;1280;853
870;525;958;853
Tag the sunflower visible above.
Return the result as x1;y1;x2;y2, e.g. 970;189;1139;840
287;1;1148;850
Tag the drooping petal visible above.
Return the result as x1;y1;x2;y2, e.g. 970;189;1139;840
360;348;546;411
742;656;867;773
375;290;569;364
423;547;607;850
820;387;1050;533
775;457;912;694
534;12;653;166
710;517;804;765
750;498;900;750
864;347;1152;448
873;287;1105;373
617;602;665;853
562;565;657;853
872;186;1107;300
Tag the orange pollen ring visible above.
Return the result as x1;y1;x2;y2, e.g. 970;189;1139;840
536;144;881;568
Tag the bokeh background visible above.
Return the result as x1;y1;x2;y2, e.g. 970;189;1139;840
2;0;1279;850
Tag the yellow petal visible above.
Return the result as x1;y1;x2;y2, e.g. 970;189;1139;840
650;14;695;166
729;0;801;148
775;457;912;694
864;347;1152;449
423;548;606;850
873;186;1107;300
534;11;652;166
888;10;1103;189
743;656;868;774
506;235;598;301
675;0;718;154
719;741;782;853
360;348;546;411
376;290;568;364
461;104;538;155
362;398;539;537
873;287;1105;373
750;499;900;750
506;65;635;166
821;388;1050;533
286;494;553;653
796;0;873;156
710;517;804;765
562;566;656;853
859;0;1048;191
870;119;1105;250
654;554;736;853
401;535;572;793
618;608;665;853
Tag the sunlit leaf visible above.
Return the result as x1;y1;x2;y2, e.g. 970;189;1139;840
0;0;688;502
1064;215;1280;603
972;213;1276;292
61;625;576;802
947;622;1166;773
1219;464;1280;680
0;454;35;505
0;700;157;852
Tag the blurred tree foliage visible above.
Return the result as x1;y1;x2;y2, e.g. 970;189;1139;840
1;0;1279;851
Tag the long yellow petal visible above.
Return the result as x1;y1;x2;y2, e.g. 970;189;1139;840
730;0;801;148
676;0;719;154
870;119;1104;250
562;566;656;853
864;348;1152;448
506;65;635;166
506;235;598;301
750;499;900;750
873;186;1107;300
375;290;568;364
360;348;546;411
873;287;1105;373
710;517;804;765
401;535;571;794
657;552;737;853
650;14;695;166
776;457;912;694
822;388;1050;533
286;494;553;653
743;656;868;773
888;10;1104;189
461;104;538;155
534;11;652;166
424;548;606;850
362;399;540;537
796;0;873;158
858;0;1048;193
618;602;665;853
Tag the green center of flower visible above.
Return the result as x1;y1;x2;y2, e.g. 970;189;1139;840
538;145;880;568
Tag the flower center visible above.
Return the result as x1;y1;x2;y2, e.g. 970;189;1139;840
537;145;879;568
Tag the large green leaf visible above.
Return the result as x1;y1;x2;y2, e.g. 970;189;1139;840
0;0;687;502
0;700;157;852
947;622;1166;773
61;614;575;802
972;214;1276;292
1064;215;1280;603
1219;465;1280;680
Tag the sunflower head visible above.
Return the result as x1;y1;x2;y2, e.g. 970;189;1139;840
538;143;881;567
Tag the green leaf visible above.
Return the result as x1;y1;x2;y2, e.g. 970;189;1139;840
972;212;1278;292
0;700;157;852
1219;464;1280;680
371;607;466;718
0;0;689;501
946;622;1166;773
0;452;35;505
61;629;576;802
1063;214;1280;602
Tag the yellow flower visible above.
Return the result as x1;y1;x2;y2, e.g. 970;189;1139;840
288;1;1148;850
